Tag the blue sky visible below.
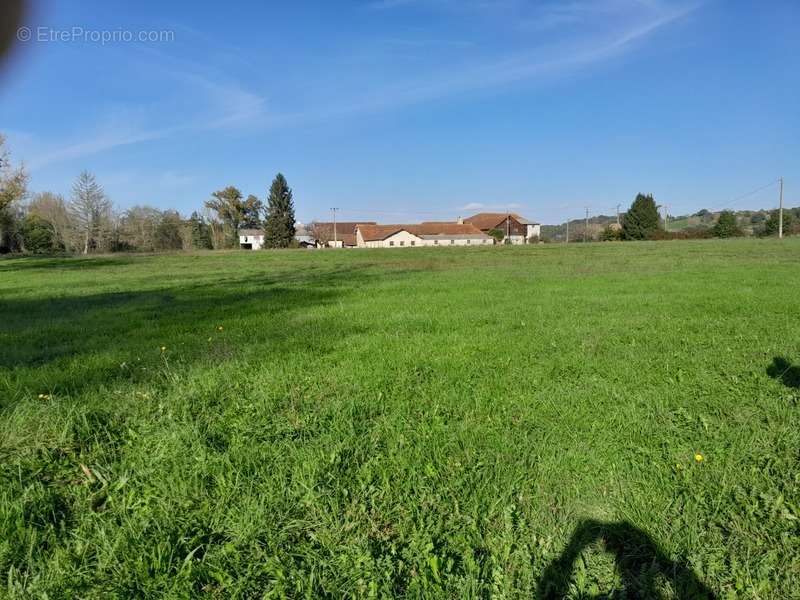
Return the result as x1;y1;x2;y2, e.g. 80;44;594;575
1;0;797;224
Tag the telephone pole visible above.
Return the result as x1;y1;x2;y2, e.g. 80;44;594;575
779;177;784;239
506;209;510;244
584;207;589;243
663;205;669;232
615;204;621;227
565;219;569;244
330;207;339;247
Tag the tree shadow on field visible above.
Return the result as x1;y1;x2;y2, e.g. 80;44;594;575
0;265;379;402
0;254;136;272
537;520;715;599
767;357;800;389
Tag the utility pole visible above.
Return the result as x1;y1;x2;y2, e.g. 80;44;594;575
330;207;339;247
615;204;621;227
779;177;784;239
506;209;510;245
565;218;569;244
663;205;669;232
584;207;589;243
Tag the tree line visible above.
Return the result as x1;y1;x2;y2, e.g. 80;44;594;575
543;193;797;243
0;135;297;254
602;194;796;242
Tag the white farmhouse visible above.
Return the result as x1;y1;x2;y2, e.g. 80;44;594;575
239;229;264;250
355;223;493;248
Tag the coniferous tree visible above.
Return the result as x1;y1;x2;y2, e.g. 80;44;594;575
189;212;213;249
621;193;659;240
69;171;111;254
264;173;296;248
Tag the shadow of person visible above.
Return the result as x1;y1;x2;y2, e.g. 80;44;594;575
537;520;715;599
767;356;800;389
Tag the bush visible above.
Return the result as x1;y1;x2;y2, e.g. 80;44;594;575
599;225;622;241
762;209;795;237
712;210;743;238
21;215;60;253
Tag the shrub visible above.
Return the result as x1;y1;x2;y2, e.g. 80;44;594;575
599;225;622;241
21;215;59;253
712;210;743;238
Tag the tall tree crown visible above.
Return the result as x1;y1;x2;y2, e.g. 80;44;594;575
621;193;659;240
264;173;296;248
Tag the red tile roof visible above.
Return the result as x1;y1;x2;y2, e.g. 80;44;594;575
464;213;536;230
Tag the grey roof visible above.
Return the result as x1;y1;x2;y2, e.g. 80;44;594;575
239;229;264;236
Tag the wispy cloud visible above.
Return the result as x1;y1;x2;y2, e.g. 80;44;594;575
21;0;698;172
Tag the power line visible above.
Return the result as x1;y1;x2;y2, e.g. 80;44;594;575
704;179;781;213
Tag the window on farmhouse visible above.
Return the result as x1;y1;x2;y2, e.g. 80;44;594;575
400;241;405;246
434;240;438;245
410;241;415;246
389;241;394;247
467;240;471;244
450;240;454;245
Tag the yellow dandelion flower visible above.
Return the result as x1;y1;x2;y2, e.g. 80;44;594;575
217;326;224;331
694;453;704;463
38;393;44;399
160;346;167;352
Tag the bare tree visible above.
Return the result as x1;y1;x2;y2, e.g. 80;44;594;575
119;205;162;251
27;192;72;251
69;171;111;254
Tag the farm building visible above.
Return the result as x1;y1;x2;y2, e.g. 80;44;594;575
464;213;541;244
308;222;376;248
239;229;264;250
355;222;493;248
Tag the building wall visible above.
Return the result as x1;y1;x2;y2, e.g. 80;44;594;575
364;230;424;248
239;235;264;250
357;229;493;247
422;237;492;247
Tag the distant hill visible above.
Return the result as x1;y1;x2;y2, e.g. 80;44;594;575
541;206;800;242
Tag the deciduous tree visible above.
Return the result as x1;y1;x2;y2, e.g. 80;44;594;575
204;186;254;247
0;134;28;252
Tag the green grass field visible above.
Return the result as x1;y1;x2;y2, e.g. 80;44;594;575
2;240;799;598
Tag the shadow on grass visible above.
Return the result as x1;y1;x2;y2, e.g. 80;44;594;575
0;266;378;402
0;254;137;272
537;520;715;599
767;357;800;389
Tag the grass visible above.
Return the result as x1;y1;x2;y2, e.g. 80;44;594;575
1;239;799;598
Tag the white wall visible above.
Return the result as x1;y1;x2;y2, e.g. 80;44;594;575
363;230;424;248
357;229;493;247
239;235;264;250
